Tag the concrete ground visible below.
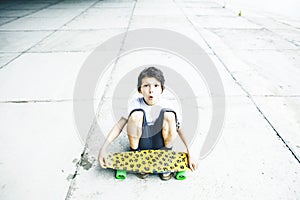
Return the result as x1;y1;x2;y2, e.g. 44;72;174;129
0;0;299;199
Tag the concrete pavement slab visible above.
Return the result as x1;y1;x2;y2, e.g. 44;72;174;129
62;8;132;30
213;0;300;22
0;102;83;200
178;1;222;9
133;7;182;16
79;7;134;15
128;21;214;53
232;49;300;96
193;16;261;29
0;16;74;31
208;97;300;200
0;9;37;18
208;28;298;50
195;28;237;51
192;28;255;72
0;52;88;101
0;31;51;53
27;8;84;18
5;3;53;10
94;1;135;8
276;18;300;29
270;29;300;47
0;53;19;68
246;16;298;30
0;18;16;26
209;55;247;96
130;15;188;29
183;7;235;17
135;0;175;7
48;0;97;9
130;0;187;29
29;29;126;52
0;2;11;9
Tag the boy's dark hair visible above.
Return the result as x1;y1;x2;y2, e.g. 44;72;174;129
137;67;165;92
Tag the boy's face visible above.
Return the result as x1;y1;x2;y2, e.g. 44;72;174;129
139;77;163;106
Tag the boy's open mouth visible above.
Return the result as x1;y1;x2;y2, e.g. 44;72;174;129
149;96;154;99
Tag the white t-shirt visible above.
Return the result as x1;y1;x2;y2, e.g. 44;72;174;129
127;97;182;127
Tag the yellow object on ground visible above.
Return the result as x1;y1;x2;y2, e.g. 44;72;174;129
106;150;190;173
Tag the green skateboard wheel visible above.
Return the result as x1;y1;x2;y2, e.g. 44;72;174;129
116;170;127;180
176;171;186;180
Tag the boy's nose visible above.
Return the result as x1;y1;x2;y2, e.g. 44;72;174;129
149;86;154;93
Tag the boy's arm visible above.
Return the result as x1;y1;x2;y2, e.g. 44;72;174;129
177;128;199;171
177;128;190;154
98;117;127;168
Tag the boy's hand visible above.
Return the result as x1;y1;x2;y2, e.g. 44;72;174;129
98;148;108;168
187;154;199;171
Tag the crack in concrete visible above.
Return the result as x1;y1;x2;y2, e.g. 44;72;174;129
65;147;96;200
78;151;95;171
0;99;73;103
0;98;108;104
253;102;300;163
252;95;300;98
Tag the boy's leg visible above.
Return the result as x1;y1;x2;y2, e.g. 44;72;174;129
127;110;150;179
162;111;178;148
159;111;178;180
127;111;144;150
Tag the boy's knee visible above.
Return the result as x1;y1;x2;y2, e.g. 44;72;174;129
163;112;176;123
128;111;144;123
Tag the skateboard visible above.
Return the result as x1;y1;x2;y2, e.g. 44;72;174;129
105;149;190;180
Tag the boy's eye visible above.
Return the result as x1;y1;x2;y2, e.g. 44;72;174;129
155;84;160;87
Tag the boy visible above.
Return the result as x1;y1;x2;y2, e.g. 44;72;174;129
98;67;198;180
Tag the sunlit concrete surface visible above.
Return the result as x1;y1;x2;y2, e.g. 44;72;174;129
0;0;299;199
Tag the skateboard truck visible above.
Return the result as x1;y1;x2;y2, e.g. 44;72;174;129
115;170;187;180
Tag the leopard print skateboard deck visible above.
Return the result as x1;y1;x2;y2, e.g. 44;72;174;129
105;150;189;179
